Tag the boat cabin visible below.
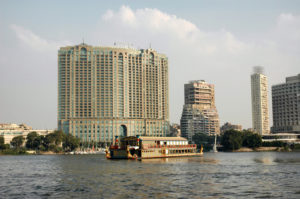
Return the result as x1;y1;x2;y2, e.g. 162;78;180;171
108;136;200;159
119;136;189;149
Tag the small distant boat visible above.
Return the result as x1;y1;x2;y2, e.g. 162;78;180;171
106;136;203;160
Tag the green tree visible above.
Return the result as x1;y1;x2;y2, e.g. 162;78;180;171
245;133;262;148
33;135;44;150
63;134;80;152
221;130;243;150
26;131;39;149
241;130;254;147
0;136;4;145
42;130;65;151
43;134;54;150
0;136;8;150
10;135;25;149
192;132;215;151
52;130;65;145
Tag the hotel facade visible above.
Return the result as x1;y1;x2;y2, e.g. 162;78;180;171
272;74;300;134
58;43;169;143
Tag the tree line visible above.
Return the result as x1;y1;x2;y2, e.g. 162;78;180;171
220;129;262;150
192;129;294;151
0;130;80;154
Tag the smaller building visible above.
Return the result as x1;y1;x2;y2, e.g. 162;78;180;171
0;123;53;144
220;122;242;134
0;123;32;130
262;134;300;144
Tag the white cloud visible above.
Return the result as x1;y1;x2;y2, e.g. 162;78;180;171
273;13;300;55
98;6;300;128
101;6;247;55
10;24;72;51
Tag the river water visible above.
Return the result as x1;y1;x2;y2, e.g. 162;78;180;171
0;152;300;199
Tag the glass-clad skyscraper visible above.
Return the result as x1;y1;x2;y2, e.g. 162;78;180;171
58;43;169;143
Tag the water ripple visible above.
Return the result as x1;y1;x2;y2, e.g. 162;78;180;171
0;152;300;198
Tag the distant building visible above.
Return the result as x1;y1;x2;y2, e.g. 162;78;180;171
0;123;52;144
169;124;181;137
262;133;300;144
58;43;169;144
251;66;270;135
220;122;242;133
271;74;300;134
0;123;32;130
180;80;220;142
246;128;254;132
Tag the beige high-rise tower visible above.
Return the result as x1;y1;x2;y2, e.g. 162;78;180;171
180;80;220;141
58;43;169;143
251;66;270;135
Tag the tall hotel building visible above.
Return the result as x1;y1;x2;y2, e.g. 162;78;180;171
58;43;169;143
180;80;220;141
251;67;270;135
272;74;300;134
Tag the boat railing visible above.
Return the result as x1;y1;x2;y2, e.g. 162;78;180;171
144;144;196;149
109;145;119;149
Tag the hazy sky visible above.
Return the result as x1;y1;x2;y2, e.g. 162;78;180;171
0;0;299;130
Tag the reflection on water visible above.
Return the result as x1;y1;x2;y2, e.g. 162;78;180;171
141;156;219;164
253;152;300;165
253;153;276;165
273;158;300;164
0;152;300;199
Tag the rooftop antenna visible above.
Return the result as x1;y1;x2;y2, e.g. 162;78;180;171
149;43;152;49
82;38;85;45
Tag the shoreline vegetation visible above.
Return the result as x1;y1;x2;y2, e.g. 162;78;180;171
1;129;300;155
192;129;300;153
0;130;104;155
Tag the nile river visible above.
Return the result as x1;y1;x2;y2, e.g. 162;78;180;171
0;152;300;199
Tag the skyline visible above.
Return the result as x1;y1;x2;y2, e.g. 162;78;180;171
1;1;300;129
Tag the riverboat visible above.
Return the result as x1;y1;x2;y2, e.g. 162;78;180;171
106;136;203;159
